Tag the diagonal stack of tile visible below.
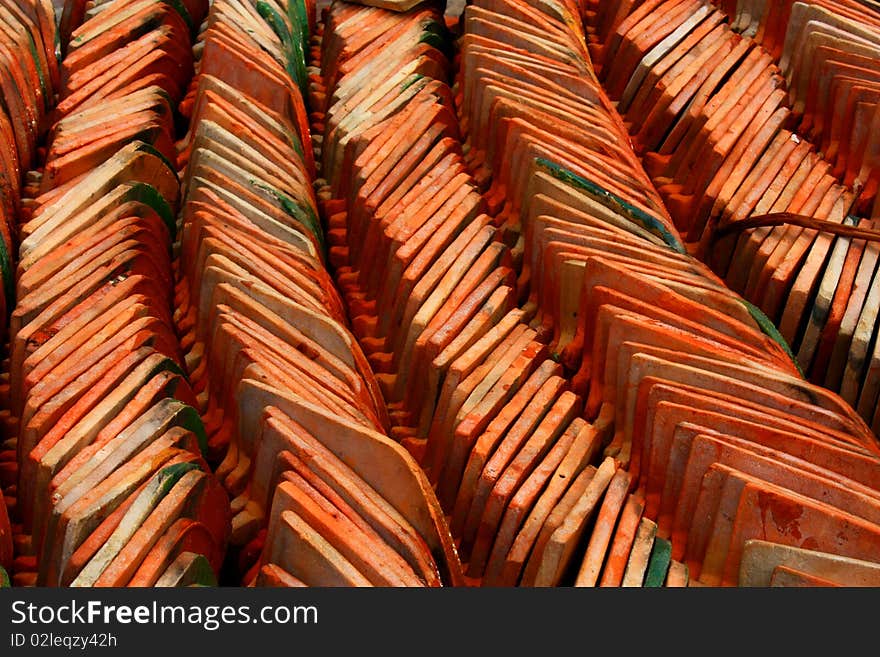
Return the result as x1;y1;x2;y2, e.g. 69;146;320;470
310;0;584;584
6;0;232;588
0;0;59;584
581;0;880;586
1;0;877;590
585;0;880;434
313;0;529;454
175;0;461;588
313;0;880;586
716;1;880;421
0;0;59;339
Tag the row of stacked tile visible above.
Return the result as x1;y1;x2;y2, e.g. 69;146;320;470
311;0;880;586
